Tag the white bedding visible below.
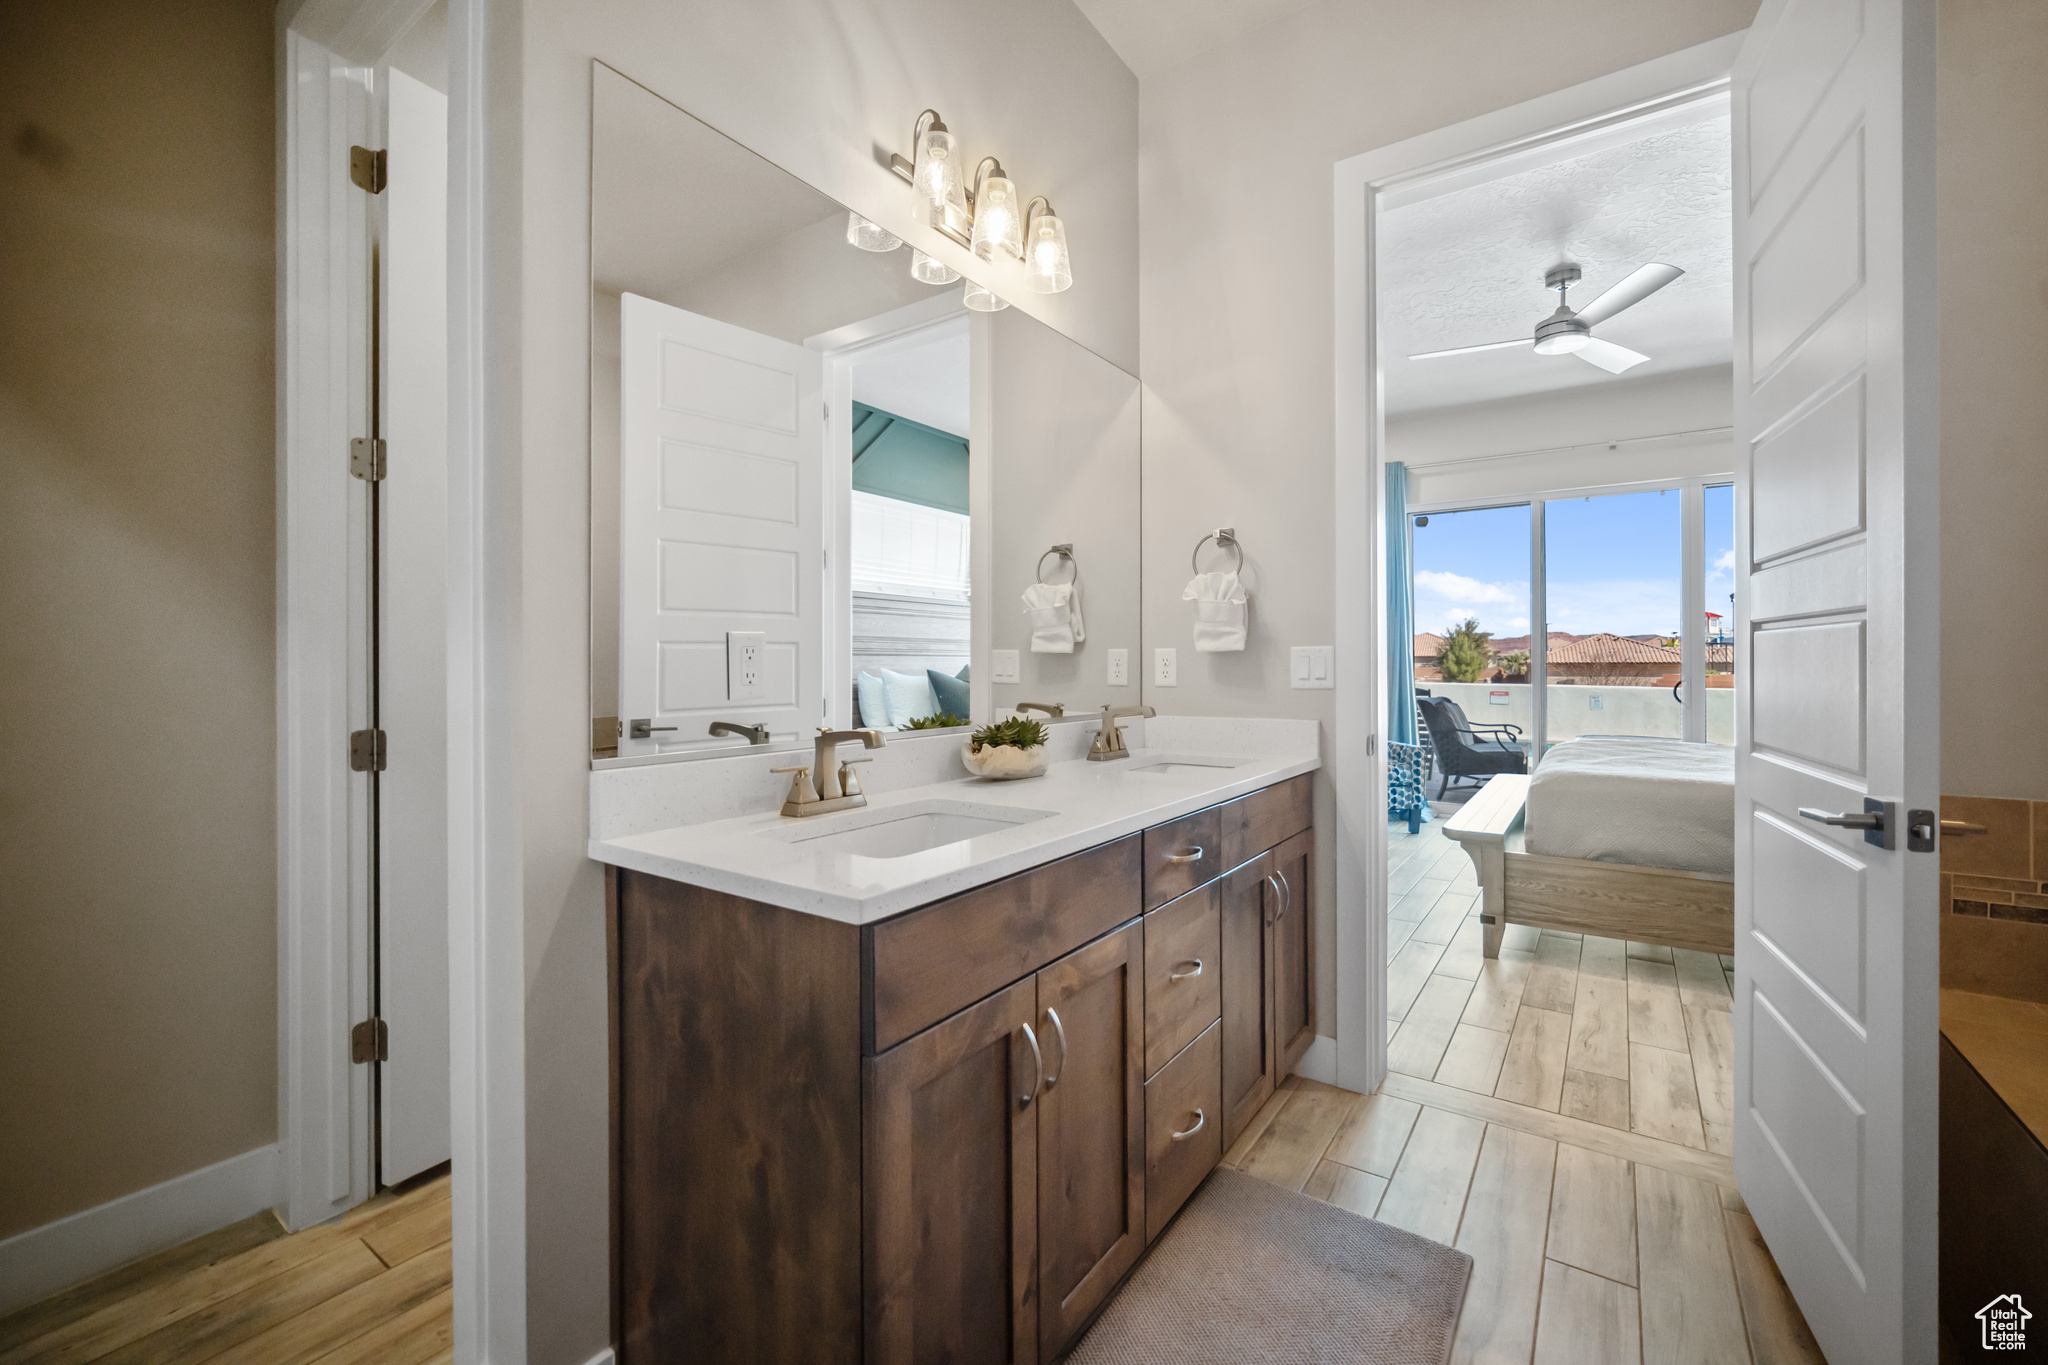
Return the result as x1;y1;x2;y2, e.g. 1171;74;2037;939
1522;736;1735;877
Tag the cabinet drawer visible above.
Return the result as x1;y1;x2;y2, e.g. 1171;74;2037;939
1220;772;1312;871
1143;882;1221;1078
865;835;1141;1053
1143;807;1221;911
1144;1019;1223;1243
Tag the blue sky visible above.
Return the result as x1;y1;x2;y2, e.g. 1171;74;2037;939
1411;485;1735;640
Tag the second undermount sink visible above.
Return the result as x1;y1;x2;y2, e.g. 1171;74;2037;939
777;800;1055;859
1123;753;1246;775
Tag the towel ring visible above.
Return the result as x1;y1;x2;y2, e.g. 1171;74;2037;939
1037;544;1077;585
1191;527;1243;575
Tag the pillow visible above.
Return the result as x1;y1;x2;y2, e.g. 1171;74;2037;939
881;668;938;727
955;663;970;682
927;668;970;719
855;672;893;731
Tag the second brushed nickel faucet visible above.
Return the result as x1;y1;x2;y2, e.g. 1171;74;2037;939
1088;704;1155;761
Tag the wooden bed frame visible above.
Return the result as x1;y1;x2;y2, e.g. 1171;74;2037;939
1441;774;1734;958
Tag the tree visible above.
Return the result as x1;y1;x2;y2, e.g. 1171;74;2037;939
1436;617;1492;683
1496;650;1530;679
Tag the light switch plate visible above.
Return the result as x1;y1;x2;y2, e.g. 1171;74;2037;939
1290;645;1334;689
727;631;766;700
1153;647;1178;687
991;649;1021;685
1107;648;1129;686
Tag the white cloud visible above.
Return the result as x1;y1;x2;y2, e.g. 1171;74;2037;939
1714;548;1736;573
1415;570;1518;604
1545;578;1684;636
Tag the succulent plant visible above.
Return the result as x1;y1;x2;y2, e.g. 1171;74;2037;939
903;712;968;730
969;716;1048;753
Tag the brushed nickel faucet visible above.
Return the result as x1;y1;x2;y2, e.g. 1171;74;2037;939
1013;701;1065;719
774;727;886;816
1088;704;1155;761
708;720;772;745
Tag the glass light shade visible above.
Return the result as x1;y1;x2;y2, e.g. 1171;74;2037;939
1532;331;1590;355
910;249;961;285
962;278;1009;312
970;175;1023;262
1022;213;1072;293
846;212;902;252
913;125;959;208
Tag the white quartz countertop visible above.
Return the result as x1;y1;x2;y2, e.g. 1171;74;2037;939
589;738;1318;925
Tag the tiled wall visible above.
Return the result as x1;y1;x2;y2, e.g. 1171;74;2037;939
1941;795;2048;924
1942;795;2048;1005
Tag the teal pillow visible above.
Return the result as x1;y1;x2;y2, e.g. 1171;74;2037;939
955;663;970;682
928;669;969;719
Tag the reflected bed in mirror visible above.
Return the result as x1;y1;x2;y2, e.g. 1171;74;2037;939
589;64;1140;764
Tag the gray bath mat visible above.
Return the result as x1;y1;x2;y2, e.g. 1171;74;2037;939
1064;1166;1472;1365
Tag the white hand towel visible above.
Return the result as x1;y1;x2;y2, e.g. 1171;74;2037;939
1021;581;1085;653
1183;571;1248;652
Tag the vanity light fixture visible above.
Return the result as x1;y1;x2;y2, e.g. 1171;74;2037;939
968;158;1022;262
846;211;902;253
894;111;960;214
910;248;960;285
961;278;1009;313
1021;197;1071;294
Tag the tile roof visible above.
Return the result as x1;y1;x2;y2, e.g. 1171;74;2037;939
1546;632;1682;664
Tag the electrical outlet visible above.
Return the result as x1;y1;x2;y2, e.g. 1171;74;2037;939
991;649;1021;685
1290;646;1333;689
727;631;766;700
1107;648;1129;686
1153;647;1178;687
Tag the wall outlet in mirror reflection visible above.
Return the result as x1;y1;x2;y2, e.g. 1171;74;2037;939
991;650;1021;685
1107;649;1129;686
727;631;766;701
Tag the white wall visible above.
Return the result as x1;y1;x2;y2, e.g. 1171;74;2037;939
494;4;1137;1360
1393;364;1735;505
1135;0;1759;1032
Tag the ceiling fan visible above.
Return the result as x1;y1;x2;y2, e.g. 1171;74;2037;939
1408;261;1684;375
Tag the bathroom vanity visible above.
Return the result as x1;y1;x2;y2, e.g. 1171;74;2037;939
593;725;1316;1364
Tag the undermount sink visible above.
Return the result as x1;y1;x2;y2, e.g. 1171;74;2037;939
777;800;1055;859
1123;753;1246;775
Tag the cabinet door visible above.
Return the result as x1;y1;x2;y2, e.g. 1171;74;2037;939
866;977;1041;1365
1219;852;1275;1149
1270;829;1314;1076
1035;920;1145;1361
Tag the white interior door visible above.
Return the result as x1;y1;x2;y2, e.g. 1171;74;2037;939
1731;0;1937;1360
619;293;822;754
377;67;450;1186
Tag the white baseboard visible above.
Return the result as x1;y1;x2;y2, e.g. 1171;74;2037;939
1296;1034;1339;1085
0;1144;281;1316
580;1350;617;1365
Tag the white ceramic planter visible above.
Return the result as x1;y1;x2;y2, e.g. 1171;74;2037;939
960;742;1050;781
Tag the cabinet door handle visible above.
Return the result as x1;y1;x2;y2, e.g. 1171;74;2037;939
1042;1007;1068;1090
1169;958;1204;981
1017;1022;1043;1110
1264;871;1290;924
1165;846;1205;865
1171;1109;1206;1142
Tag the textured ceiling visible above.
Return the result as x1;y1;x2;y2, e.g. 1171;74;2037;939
1380;114;1732;415
1068;0;1318;77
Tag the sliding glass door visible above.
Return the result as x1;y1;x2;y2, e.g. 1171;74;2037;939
1541;488;1684;744
1409;502;1533;755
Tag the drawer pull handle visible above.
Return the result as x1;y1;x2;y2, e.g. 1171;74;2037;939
1017;1023;1043;1109
1168;958;1205;981
1165;846;1205;865
1171;1109;1206;1142
1043;1007;1068;1090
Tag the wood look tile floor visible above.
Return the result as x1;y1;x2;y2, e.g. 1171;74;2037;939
0;1171;452;1365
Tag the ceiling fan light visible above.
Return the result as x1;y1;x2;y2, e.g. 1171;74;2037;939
1533;331;1590;355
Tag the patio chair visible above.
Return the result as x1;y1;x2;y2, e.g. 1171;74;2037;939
1416;696;1527;797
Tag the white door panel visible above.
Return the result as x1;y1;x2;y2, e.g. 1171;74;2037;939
377;67;450;1186
619;294;822;753
1731;0;1937;1360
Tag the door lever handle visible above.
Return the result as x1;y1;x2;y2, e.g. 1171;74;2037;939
1798;808;1881;830
1799;798;1898;851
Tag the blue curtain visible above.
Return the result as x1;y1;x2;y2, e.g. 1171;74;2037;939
1386;462;1417;745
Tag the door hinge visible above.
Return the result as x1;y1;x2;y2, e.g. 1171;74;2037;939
351;1017;388;1064
349;145;386;194
349;437;386;481
349;728;387;772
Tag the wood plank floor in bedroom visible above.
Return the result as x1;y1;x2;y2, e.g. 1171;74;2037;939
0;1170;452;1365
1217;818;1827;1365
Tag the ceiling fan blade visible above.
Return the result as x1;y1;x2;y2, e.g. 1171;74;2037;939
1407;337;1530;361
1575;263;1684;326
1573;337;1651;374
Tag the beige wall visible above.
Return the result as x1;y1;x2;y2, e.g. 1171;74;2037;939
1938;0;2048;803
0;0;277;1239
1135;0;1758;1031
496;4;1137;1360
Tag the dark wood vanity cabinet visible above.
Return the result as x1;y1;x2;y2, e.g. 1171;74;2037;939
609;770;1313;1365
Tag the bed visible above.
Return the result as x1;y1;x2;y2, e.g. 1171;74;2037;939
1442;736;1736;958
